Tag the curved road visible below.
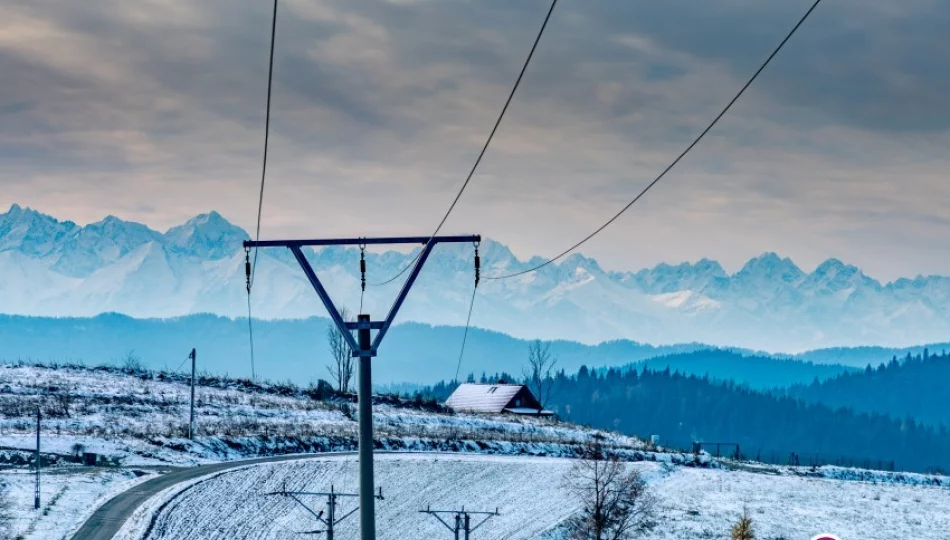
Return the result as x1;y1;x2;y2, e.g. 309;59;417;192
72;452;356;540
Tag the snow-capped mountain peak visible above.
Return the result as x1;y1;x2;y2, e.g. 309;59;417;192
3;206;950;351
0;203;79;256
164;211;249;259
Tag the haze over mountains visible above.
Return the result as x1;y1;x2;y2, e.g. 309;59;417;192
2;204;950;352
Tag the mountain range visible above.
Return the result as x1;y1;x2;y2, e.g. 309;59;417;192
2;203;950;352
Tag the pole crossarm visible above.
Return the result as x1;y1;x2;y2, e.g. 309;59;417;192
244;235;480;248
419;510;456;532
267;484;376;538
246;234;481;357
420;506;500;539
422;509;500;516
468;513;499;533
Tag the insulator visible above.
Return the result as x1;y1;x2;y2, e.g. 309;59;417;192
474;246;481;288
245;249;252;293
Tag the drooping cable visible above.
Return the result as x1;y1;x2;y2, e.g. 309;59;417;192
486;0;824;281
174;354;190;373
246;296;257;380
251;0;279;286
453;286;478;383
368;0;560;288
245;0;279;381
453;243;480;382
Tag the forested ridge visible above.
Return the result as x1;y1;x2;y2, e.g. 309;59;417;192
782;349;950;428
423;365;950;473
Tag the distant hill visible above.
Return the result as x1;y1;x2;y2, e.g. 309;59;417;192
6;314;936;389
783;350;950;428
0;313;708;385
627;350;856;389
793;343;950;367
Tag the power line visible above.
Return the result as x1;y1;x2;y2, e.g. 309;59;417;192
252;0;279;285
369;0;560;288
453;285;478;382
246;295;257;380
486;0;824;281
174;353;190;373
246;0;279;380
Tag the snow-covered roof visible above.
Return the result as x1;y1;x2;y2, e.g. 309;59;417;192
445;383;536;413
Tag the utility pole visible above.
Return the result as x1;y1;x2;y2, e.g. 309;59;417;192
420;506;500;539
188;348;196;440
267;483;383;539
356;313;375;539
246;234;480;540
34;408;41;510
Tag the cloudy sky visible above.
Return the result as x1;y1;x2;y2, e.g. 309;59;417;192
2;0;949;281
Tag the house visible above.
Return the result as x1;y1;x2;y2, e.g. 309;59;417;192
444;383;553;416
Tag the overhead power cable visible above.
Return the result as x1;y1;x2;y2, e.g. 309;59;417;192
246;0;280;380
453;285;478;383
485;0;824;281
368;0;560;288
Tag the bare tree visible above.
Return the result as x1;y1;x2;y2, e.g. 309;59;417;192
524;339;557;414
51;384;75;418
563;445;657;540
122;349;144;372
326;307;355;393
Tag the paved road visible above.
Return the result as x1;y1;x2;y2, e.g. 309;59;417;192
71;453;356;540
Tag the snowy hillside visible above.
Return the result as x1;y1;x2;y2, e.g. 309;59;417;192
2;364;948;540
4;204;950;351
0;363;648;467
113;455;950;540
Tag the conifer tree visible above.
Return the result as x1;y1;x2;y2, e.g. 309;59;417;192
731;510;755;540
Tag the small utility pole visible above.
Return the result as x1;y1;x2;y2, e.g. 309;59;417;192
267;483;383;539
34;408;41;510
420;506;500;539
188;348;196;440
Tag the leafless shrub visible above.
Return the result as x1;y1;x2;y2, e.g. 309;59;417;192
563;443;657;540
121;350;144;372
326;308;355;393
525;340;557;414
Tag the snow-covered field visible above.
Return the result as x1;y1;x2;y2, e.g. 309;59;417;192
4;363;948;539
1;467;155;540
116;454;580;540
645;467;950;540
113;454;950;540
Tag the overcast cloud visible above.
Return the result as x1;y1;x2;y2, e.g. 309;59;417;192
2;0;949;280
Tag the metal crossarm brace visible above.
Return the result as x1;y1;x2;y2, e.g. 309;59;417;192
420;506;500;539
245;234;480;357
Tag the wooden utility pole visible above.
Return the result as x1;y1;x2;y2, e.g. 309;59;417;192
267;483;382;539
420;506;500;539
188;348;196;440
34;408;41;510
